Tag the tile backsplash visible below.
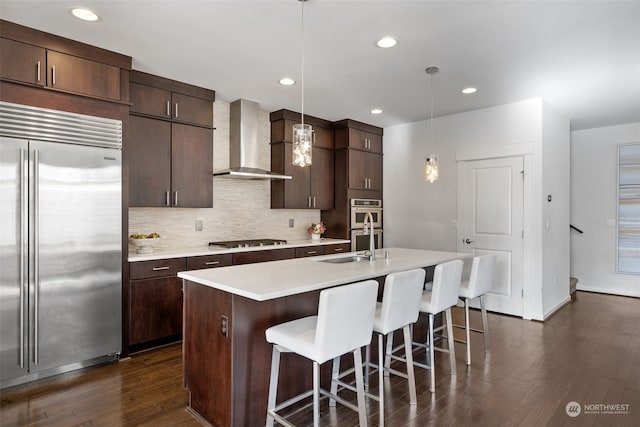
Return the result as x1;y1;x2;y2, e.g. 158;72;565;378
129;100;320;248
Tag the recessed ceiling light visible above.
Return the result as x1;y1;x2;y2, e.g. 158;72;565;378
462;87;477;94
376;37;397;48
70;7;100;22
370;108;383;115
279;77;295;86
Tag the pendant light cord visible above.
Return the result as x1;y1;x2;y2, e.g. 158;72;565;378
430;71;434;151
300;0;305;126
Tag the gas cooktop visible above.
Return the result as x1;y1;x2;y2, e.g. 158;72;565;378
208;239;288;249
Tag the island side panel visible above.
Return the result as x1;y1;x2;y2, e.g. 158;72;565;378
231;291;322;427
183;281;232;427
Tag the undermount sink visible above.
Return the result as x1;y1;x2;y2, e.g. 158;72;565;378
318;255;370;264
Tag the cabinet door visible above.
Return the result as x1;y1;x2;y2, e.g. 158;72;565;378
310;147;333;209
171;124;213;208
348;150;382;191
47;51;120;100
129;276;183;345
271;141;311;209
313;125;334;149
0;38;46;86
128;116;172;207
171;92;214;127
130;82;171;119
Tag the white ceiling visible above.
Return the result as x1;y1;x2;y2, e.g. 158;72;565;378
2;0;639;131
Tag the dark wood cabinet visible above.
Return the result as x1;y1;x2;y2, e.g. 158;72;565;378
128;258;187;349
271;142;333;209
186;253;232;270
0;37;121;100
232;248;295;265
130;81;213;127
0;38;46;86
270;110;334;209
347;149;383;192
128;71;215;208
295;246;325;258
324;243;351;254
335;126;382;154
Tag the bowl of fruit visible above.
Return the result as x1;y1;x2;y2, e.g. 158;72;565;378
129;233;162;254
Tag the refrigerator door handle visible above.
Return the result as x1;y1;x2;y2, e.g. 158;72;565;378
19;148;26;369
33;149;40;366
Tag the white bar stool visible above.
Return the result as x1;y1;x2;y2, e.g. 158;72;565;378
455;254;496;365
265;280;379;427
329;269;426;427
413;259;463;392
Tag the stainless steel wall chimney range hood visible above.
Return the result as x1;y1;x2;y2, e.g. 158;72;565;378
213;99;292;180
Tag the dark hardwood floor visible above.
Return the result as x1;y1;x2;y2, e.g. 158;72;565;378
1;291;639;426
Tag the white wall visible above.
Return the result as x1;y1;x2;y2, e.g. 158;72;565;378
129;100;320;249
384;98;571;320
541;102;571;315
570;122;640;297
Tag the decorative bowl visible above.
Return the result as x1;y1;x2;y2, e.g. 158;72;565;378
129;237;163;254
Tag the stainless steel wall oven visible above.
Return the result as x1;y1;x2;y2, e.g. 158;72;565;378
350;199;382;251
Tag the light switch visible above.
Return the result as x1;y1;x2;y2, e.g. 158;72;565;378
606;219;616;227
195;219;203;231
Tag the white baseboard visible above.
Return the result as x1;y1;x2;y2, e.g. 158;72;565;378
542;296;572;321
576;285;640;299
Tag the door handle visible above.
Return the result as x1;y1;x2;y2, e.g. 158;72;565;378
464;238;475;244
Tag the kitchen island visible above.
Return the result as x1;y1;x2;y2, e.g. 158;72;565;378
177;248;469;427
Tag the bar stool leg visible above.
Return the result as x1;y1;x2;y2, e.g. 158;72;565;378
446;307;457;375
428;313;435;392
365;344;371;387
378;334;385;427
402;324;417;404
465;299;472;365
384;331;393;376
329;356;340;407
353;348;369;427
266;346;281;427
313;361;320;427
480;295;490;353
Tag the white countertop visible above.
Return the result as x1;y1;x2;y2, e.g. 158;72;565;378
177;247;470;301
127;238;351;262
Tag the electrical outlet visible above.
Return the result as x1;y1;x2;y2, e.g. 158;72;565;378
289;218;294;228
221;315;229;337
195;219;203;231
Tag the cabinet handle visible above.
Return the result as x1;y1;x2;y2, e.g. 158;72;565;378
308;196;312;208
175;103;179;118
307;251;318;255
166;101;171;117
36;61;41;82
333;248;344;252
165;191;170;206
51;65;56;86
174;191;178;206
152;266;170;271
313;196;316;208
205;261;220;266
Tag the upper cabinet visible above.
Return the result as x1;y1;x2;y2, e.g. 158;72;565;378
128;71;215;208
0;21;129;104
334;126;383;154
270;110;334;210
130;80;213;127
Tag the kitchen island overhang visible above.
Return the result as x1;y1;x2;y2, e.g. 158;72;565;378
179;248;470;427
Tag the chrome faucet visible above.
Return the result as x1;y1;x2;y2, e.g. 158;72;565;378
363;212;376;261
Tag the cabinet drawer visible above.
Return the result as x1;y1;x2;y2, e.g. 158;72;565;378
187;254;233;270
130;258;187;280
232;248;295;265
295;246;325;258
324;243;351;254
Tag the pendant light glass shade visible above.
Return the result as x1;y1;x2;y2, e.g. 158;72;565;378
424;66;439;182
293;123;313;166
425;154;439;183
292;0;312;167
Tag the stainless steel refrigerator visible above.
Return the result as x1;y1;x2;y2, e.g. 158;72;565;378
0;102;122;389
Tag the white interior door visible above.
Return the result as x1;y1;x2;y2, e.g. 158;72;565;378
458;156;524;317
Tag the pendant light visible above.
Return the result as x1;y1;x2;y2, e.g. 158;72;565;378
292;0;313;167
425;66;439;183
